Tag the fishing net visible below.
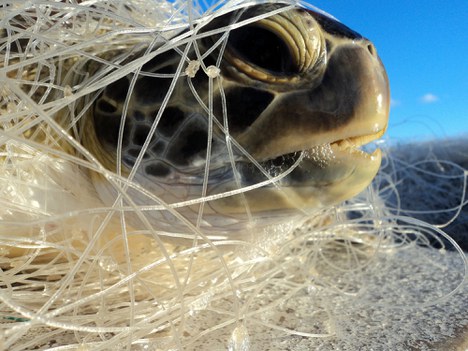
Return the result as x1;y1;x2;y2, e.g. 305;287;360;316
0;0;467;350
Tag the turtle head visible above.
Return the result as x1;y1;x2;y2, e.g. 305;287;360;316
85;4;390;236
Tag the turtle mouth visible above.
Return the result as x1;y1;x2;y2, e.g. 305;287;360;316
208;128;386;216
330;128;386;155
253;128;386;181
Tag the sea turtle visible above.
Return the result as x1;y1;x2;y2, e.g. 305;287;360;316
77;3;389;237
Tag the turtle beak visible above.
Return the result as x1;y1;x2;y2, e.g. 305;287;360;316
235;38;390;161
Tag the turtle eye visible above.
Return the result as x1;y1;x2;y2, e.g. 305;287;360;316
228;25;297;75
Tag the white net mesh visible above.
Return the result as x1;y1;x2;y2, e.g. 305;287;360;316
1;1;467;350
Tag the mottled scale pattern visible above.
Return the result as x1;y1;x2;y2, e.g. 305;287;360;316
93;47;276;179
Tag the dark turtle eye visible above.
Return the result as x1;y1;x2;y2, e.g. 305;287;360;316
228;25;296;75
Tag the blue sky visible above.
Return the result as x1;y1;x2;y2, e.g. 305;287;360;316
310;0;468;143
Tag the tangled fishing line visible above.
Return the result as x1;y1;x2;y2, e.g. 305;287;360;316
0;1;467;350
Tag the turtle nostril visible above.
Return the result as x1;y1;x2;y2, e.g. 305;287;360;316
366;43;377;57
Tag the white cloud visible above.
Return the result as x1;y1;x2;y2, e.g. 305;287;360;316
390;99;401;107
420;93;439;104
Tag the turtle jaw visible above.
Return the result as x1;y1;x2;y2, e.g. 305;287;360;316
215;118;388;213
207;132;384;216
